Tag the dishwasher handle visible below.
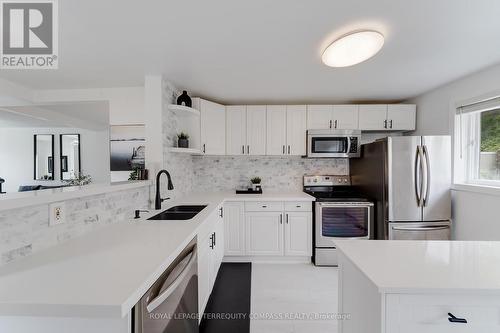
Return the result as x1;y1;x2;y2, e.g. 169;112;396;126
146;245;197;313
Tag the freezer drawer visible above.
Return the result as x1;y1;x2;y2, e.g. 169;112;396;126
388;222;450;240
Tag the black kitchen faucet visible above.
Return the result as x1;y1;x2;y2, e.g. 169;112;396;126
155;170;174;210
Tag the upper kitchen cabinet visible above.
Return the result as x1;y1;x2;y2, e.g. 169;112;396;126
246;105;267;155
358;104;388;130
307;105;332;129
267;105;307;156
333;105;359;129
307;105;359;130
387;104;416;130
359;104;416;131
286;105;307;155
226;105;247;155
266;105;287;155
194;98;226;155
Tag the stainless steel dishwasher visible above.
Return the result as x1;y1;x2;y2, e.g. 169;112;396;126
134;238;198;333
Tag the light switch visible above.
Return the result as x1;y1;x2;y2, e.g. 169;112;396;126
49;202;66;226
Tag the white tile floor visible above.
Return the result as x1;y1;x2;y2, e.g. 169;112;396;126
251;263;339;333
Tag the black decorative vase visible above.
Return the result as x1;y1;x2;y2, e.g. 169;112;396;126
177;90;192;107
178;138;189;148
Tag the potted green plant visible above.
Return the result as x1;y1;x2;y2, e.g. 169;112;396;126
250;176;262;191
177;132;189;148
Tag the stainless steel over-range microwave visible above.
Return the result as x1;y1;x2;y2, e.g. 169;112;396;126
307;129;361;158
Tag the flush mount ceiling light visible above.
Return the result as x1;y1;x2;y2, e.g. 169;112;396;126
322;30;384;68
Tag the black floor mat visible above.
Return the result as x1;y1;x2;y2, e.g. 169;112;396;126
200;262;252;333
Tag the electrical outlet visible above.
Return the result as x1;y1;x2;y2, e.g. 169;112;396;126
49;202;66;226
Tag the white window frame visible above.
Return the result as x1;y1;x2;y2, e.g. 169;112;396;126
454;95;500;189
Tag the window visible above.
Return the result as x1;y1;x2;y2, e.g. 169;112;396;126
456;97;500;186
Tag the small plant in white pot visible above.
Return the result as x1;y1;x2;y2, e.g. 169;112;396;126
177;132;189;148
250;177;262;191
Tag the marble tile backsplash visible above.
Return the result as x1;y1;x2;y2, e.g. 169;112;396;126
0;186;150;266
192;156;348;192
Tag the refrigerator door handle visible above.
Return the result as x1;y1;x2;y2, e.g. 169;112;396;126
414;146;422;206
422;145;431;207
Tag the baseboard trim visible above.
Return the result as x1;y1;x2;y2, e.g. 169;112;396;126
223;256;311;264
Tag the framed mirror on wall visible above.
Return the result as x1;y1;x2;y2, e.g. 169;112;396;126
60;134;81;180
34;134;54;180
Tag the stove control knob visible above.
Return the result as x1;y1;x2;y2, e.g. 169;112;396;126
344;179;348;183
337;178;342;183
313;179;318;183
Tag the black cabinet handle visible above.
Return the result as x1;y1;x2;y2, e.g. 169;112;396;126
280;214;283;224
262;205;267;208
334;120;338;128
242;145;245;154
219;207;223;218
383;119;388;128
329;120;332;128
288;145;290;154
286;213;289;224
247;145;250;154
282;145;285;154
389;119;393;129
209;233;214;249
213;232;216;246
203;144;206;153
448;313;467;324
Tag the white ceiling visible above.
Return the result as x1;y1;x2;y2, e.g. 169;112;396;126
0;102;109;129
1;0;500;104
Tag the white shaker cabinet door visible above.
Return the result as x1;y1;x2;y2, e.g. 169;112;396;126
224;202;246;256
266;105;287;155
307;105;333;129
246;105;267;155
387;104;416;131
333;104;359;130
284;212;312;256
245;212;283;256
358;104;388;130
200;99;226;155
226;105;247;155
286;105;307;156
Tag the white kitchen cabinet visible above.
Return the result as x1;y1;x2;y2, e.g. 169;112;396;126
358;104;388;130
266;105;287;155
246;105;267;155
198;98;226;155
197;236;211;316
333;105;359;129
226;105;247;155
286;105;307;155
387;104;416;130
266;105;307;156
197;206;224;316
359;104;416;131
307;105;332;129
284;212;312;256
245;212;284;256
224;202;245;256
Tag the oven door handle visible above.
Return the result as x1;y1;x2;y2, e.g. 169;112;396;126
317;202;374;207
391;226;449;231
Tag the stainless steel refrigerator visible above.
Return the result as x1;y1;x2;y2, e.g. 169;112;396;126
350;136;451;240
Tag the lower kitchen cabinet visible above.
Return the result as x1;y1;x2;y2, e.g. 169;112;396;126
284;212;312;256
197;205;224;317
245;212;284;256
224;202;246;255
224;201;312;260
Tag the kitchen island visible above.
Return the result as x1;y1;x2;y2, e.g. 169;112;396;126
336;240;500;333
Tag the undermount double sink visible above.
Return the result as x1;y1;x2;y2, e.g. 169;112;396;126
148;205;207;220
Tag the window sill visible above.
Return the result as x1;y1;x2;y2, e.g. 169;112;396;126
452;183;500;197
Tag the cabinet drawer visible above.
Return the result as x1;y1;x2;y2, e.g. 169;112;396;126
284;201;311;212
245;201;284;212
386;293;500;333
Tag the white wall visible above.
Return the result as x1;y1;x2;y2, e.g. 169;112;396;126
408;62;500;240
33;87;145;125
0;128;109;193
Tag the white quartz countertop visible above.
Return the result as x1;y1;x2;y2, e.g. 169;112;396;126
336;240;500;295
0;191;314;318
